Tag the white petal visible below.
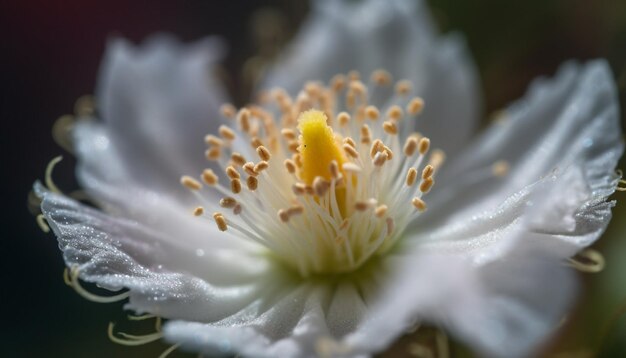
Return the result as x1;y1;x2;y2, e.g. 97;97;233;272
36;184;268;321
345;251;577;358
91;34;228;197
418;60;623;259
263;0;481;155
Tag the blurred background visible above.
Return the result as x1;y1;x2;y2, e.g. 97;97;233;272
1;0;625;356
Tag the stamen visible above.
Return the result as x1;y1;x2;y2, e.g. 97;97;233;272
383;121;398;135
243;162;257;176
387;105;403;121
407;97;425;115
395;79;413;95
492;160;510;177
254;161;269;173
371;69;392;86
419;177;434;193
201;169;218;185
220;103;236;118
403;137;418;156
406;168;418;186
226;166;240;180
231;153;246;166
412;197;427;211
218;125;236;141
418;137;430;155
375;205;388;218
220;197;237;208
257;146;271;161
365;106;380;120
247;176;259;191
193;207;204;216
422;165;434;179
181;176;202;190
230;179;242;194
213;212;228;231
204;134;223;147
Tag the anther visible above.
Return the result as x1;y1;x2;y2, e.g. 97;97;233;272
218;125;236;141
383;121;398;135
403;137;418;156
342;162;362;173
383;146;394;160
181;176;202;190
412;197;427;211
387;105;403;121
492;160;510;177
284;159;297;174
395;80;413;95
205;147;221;161
360;124;372;144
257;146;271;161
422;164;434;179
348;70;361;82
193;207;204;216
243;162;257;176
287;140;299;153
355;201;371;211
287;205;304;217
406;168;418;186
370;139;384;158
230;153;246;166
254;161;269;173
343;137;356;148
429;149;446;170
371;69;392;86
337;112;351;127
365;106;380;120
220;197;237;208
343;144;359;159
233;204;242;215
251;137;263;149
226;166;240;180
237;108;251;132
313;177;330;196
418;137;430;155
220;103;236;118
419;177;434;193
331;74;347;92
407;97;424;115
247;176;258;191
375;205;388;218
231;179;242;194
278;209;290;223
281;128;297;140
292;183;306;195
213;213;228;231
373;151;388;167
201;169;218;185
204;134;223;147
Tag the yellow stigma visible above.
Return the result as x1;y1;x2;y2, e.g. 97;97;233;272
297;110;345;185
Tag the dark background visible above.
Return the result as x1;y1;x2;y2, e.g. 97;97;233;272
2;0;626;357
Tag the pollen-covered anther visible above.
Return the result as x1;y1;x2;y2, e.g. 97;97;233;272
373;151;388;167
422;164;434;179
220;197;237;208
313;177;331;196
406;168;418;186
419;177;434;193
193;206;204;216
237;108;251;133
281;128;297;140
492;160;510;177
370;139;384;158
247;176;259;191
403;137;418;156
181;176;202;190
375;205;388;218
407;97;425;115
337;112;350;127
201;169;218;185
395;79;413;95
226;166;240;180
231;179;242;194
204;134;223;147
230;153;246;166
277;209;290;223
365;106;380;120
387;105;403;121
292;183;306;196
256;146;271;161
250;137;263;149
287;205;304;217
371;69;392;86
254;161;269;173
218;125;236;141
242;162;257;176
329;161;340;179
418;137;431;155
205;147;221;161
213;212;228;231
360;124;372;144
220;103;236;118
284;159;297;174
429;149;446;170
412;197;427;212
383;121;398;135
342;162;362;173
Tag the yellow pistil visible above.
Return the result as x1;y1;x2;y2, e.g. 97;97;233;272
297;110;345;185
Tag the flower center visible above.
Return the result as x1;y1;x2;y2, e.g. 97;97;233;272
181;70;444;276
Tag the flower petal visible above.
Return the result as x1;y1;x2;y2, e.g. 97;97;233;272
91;35;228;197
418;60;623;259
345;251;577;358
263;0;481;155
36;183;269;321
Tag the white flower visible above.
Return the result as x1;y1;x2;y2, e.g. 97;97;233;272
35;0;623;357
